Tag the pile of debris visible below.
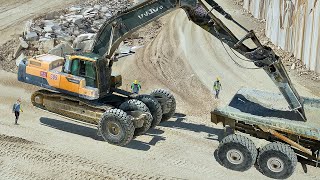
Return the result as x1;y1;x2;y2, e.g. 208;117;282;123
0;0;133;72
0;0;165;73
24;0;131;53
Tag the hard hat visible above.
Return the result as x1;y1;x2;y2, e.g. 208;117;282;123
134;80;138;84
216;77;220;81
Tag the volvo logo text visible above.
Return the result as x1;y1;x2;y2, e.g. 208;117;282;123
138;6;164;19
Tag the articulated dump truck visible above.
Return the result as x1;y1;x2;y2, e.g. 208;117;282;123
211;88;320;179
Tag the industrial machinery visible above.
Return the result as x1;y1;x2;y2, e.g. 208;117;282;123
212;88;320;179
17;1;311;175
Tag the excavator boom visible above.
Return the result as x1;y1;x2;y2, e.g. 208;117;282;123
91;0;306;120
92;0;198;57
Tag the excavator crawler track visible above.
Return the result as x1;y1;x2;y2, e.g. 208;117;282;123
31;90;113;124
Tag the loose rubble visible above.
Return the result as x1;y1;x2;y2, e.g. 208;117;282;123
0;0;165;73
0;0;132;72
14;37;29;59
48;42;76;57
16;53;27;67
27;0;131;51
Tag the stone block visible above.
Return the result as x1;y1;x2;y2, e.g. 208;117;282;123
25;32;39;41
42;39;55;53
48;42;74;56
16;53;26;67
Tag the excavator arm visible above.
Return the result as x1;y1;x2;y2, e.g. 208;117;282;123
92;0;198;57
91;0;306;121
197;1;306;121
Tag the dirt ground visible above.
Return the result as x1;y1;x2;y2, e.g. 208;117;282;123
0;0;319;179
0;0;84;45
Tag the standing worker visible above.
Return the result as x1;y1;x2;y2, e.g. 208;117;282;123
131;80;141;94
12;98;23;125
213;77;222;99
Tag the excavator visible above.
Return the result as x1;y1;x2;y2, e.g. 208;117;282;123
17;0;306;147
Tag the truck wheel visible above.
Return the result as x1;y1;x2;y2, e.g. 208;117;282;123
217;134;257;172
257;142;297;179
137;94;163;128
150;89;176;121
98;109;134;146
119;99;152;136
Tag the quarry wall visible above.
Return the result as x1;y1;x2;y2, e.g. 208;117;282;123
243;0;320;73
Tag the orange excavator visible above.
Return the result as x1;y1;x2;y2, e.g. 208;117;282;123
17;0;306;147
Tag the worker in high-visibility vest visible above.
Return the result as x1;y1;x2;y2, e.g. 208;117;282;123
131;80;141;94
213;77;222;99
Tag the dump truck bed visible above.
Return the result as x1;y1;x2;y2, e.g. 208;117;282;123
212;88;320;141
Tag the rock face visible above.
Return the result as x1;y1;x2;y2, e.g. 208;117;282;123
243;0;320;73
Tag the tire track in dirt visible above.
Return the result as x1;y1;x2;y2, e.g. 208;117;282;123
149;129;217;175
0;134;34;144
0;0;81;45
0;165;53;180
0;0;31;15
0;134;176;180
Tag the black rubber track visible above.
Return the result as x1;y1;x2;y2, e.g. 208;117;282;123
150;89;176;121
136;94;163;128
119;99;152;136
217;134;257;172
257;142;297;179
98;109;134;146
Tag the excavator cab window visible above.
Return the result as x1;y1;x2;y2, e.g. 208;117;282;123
64;59;97;88
76;60;97;88
83;61;96;88
71;59;80;75
63;59;72;74
79;60;86;76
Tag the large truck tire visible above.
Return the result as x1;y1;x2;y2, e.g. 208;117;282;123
98;109;134;146
119;99;152;136
257;142;297;179
150;89;176;121
136;94;163;128
217;134;257;172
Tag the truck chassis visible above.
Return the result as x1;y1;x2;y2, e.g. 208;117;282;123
211;88;320;179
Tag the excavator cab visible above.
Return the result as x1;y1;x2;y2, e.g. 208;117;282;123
63;56;97;88
61;54;122;99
